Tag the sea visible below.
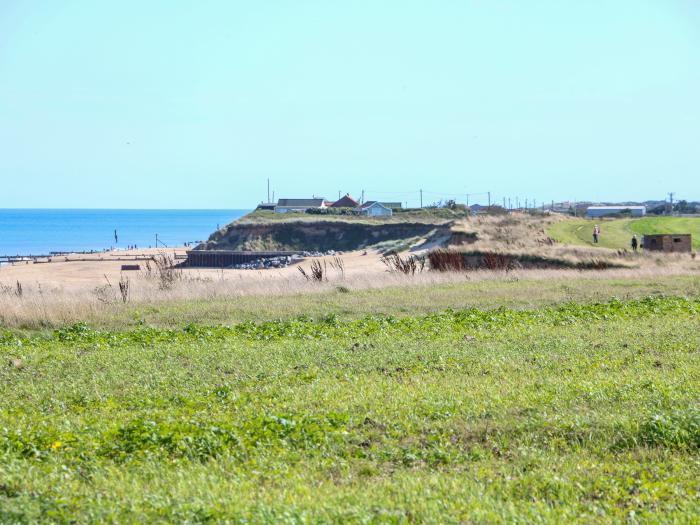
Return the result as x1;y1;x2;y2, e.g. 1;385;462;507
0;209;249;256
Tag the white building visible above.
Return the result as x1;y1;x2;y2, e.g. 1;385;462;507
586;206;646;218
274;198;327;213
355;201;393;217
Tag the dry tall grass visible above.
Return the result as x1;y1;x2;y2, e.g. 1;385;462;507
1;255;699;330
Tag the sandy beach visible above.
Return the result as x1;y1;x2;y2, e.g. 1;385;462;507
0;247;388;293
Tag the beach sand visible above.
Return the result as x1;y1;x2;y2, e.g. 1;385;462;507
0;247;387;292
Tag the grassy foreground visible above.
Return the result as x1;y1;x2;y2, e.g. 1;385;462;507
547;216;700;250
2;296;700;523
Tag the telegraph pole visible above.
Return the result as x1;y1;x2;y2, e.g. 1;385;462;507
420;189;423;208
267;178;270;202
487;191;491;209
668;192;675;215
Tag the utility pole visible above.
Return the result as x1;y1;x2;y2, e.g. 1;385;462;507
503;197;506;208
508;198;512;210
487;191;491;209
338;190;341;200
361;190;364;204
155;233;158;248
267;178;270;203
272;191;275;203
420;189;423;208
668;192;675;215
466;194;469;207
525;198;528;209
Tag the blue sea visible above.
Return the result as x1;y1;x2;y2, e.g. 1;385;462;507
0;209;248;255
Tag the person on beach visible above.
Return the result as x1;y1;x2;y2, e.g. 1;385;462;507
631;235;638;251
593;224;600;243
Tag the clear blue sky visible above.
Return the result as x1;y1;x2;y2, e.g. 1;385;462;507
1;1;699;208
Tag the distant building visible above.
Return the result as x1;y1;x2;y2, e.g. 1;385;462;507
330;194;359;208
643;234;692;253
378;202;403;209
256;202;277;210
355;201;393;217
274;198;327;213
586;206;646;218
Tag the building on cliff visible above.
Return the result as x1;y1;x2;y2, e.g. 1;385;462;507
330;194;359;208
355;201;393;217
275;198;327;213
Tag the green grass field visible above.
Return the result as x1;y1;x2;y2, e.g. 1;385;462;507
2;292;700;523
547;216;700;250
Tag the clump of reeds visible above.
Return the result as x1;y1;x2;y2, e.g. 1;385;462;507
0;280;23;298
428;250;516;272
118;275;130;303
298;260;326;282
380;253;426;275
428;250;466;272
142;253;183;290
483;253;516;271
329;257;345;279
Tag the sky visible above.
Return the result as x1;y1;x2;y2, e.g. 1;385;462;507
1;1;699;209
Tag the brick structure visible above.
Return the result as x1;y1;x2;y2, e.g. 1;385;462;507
642;234;692;253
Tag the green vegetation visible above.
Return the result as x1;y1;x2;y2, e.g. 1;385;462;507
2;295;700;522
547;217;700;250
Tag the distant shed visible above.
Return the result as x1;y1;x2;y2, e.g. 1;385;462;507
642;234;692;253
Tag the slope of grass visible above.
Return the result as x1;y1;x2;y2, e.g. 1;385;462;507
1;296;700;522
548;216;700;250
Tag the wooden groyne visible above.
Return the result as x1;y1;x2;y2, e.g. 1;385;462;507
184;250;298;268
0;253;187;265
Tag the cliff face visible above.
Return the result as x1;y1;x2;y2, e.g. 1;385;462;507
198;220;445;252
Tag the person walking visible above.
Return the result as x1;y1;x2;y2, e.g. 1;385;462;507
593;224;600;243
631;235;638;251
